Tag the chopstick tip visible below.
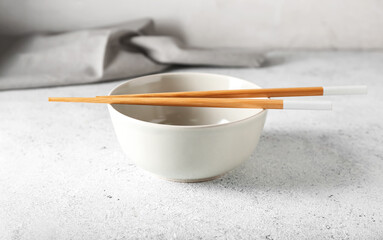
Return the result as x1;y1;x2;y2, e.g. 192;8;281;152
324;85;368;95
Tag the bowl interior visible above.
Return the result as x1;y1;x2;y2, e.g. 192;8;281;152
110;73;264;126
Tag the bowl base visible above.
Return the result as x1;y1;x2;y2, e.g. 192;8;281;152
155;173;225;183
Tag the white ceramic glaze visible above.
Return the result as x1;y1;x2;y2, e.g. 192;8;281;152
108;72;267;182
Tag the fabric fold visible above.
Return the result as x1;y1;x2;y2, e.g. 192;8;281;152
0;19;264;90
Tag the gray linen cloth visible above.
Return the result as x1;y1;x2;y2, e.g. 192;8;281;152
0;19;264;90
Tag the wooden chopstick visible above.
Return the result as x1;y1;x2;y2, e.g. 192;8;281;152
48;97;332;110
96;86;367;99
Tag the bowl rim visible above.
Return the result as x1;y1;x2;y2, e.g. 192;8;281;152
108;72;267;129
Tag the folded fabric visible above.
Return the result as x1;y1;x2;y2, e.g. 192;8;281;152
0;19;264;90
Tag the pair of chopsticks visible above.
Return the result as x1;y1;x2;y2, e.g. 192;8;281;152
49;86;367;110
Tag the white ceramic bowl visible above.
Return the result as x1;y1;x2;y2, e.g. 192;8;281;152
108;72;267;182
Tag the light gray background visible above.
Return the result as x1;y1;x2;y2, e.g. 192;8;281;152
1;1;382;239
1;51;382;239
0;0;382;49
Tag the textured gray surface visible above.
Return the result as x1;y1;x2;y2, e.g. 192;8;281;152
0;51;382;239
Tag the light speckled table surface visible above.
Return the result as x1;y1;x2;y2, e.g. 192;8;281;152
1;51;382;239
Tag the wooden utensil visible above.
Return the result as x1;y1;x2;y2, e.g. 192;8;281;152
49;97;332;110
97;86;367;99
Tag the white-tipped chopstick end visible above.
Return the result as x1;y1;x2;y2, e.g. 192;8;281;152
323;85;367;95
284;100;332;110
